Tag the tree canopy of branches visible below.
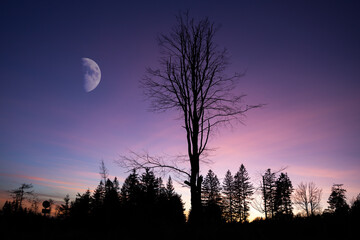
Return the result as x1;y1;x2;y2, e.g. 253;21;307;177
293;182;322;217
9;183;34;211
139;11;262;224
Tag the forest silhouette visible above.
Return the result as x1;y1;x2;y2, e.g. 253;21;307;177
1;165;360;239
1;10;359;240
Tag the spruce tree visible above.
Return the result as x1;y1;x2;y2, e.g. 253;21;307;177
262;168;276;219
58;194;70;218
140;168;160;205
202;170;222;206
166;176;175;198
233;164;254;222
222;170;235;222
71;189;91;220
202;169;223;224
274;173;293;217
92;180;105;217
104;178;121;219
120;169;140;205
164;176;186;225
327;184;349;215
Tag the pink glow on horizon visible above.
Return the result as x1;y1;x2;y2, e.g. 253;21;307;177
1;1;359;221
0;173;89;192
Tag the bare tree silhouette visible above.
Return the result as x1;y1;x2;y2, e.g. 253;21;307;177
9;183;34;211
294;182;322;216
120;11;262;224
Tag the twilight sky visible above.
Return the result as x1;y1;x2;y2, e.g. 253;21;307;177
1;0;359;219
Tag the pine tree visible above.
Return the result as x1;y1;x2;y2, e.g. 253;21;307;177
58;194;70;218
71;189;91;219
222;170;235;222
262;168;276;219
274;173;293;217
104;178;121;217
202;169;223;224
140;168;160;204
350;193;360;217
120;169;140;205
163;176;186;225
202;170;222;205
327;184;349;215
92;180;105;216
233;164;254;222
165;176;175;198
120;170;141;224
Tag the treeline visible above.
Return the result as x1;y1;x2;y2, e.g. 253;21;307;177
200;166;301;223
1;164;360;239
200;165;360;223
63;168;185;227
3;165;360;223
1;168;186;239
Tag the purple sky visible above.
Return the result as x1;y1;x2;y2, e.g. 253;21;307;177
1;0;359;218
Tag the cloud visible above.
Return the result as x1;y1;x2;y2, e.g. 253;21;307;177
288;165;360;180
0;172;90;193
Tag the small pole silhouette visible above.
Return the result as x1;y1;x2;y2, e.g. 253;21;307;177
42;200;50;216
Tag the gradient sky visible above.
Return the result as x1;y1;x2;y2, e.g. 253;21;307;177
1;0;359;219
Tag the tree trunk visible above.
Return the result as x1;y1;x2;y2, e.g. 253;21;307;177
189;154;202;224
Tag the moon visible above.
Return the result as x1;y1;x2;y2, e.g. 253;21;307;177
82;57;101;92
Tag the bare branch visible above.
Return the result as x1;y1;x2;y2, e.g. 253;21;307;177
138;11;263;222
117;150;191;179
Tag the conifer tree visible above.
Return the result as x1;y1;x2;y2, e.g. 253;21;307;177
261;168;276;219
350;193;360;217
163;176;186;225
104;178;121;217
165;176;175;198
71;189;91;219
222;170;235;222
120;169;140;205
140;168;160;204
274;173;293;217
92;180;105;216
58;194;70;218
233;164;254;222
202;169;223;224
327;184;349;215
202;170;222;206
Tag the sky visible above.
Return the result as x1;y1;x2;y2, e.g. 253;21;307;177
1;0;360;219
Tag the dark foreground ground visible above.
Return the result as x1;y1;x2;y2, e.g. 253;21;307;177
1;213;359;240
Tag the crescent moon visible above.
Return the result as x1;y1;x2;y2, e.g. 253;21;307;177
82;57;101;92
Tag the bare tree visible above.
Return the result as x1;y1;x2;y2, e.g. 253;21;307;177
9;183;34;210
294;182;309;216
308;182;322;215
294;182;322;216
121;12;262;224
99;159;109;185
